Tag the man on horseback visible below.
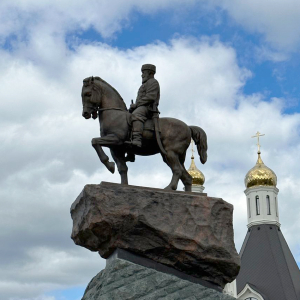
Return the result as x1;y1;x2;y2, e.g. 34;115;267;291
81;69;207;191
127;64;160;147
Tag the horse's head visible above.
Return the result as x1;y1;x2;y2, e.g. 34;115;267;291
81;76;102;119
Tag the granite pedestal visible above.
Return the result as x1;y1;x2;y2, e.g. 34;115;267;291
71;182;240;299
82;249;236;300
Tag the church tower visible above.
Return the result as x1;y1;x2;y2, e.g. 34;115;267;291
244;132;279;228
235;132;300;300
187;140;205;193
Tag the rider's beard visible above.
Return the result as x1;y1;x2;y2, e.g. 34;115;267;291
142;76;149;84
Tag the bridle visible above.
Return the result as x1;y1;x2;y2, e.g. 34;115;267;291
97;107;127;112
84;77;128;113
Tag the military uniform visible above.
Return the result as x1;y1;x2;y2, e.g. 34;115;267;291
129;64;160;147
132;77;160;123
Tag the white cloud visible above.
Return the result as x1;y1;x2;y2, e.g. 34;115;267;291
2;0;300;57
0;0;196;44
2;0;300;59
218;0;300;52
11;295;56;300
254;46;289;63
1;9;300;298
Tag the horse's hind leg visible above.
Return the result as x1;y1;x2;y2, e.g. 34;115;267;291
110;148;128;185
179;154;192;192
163;151;183;191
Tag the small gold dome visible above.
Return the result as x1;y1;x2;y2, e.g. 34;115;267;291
245;151;277;188
188;155;205;186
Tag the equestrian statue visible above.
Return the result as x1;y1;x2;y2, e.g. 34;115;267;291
81;64;207;191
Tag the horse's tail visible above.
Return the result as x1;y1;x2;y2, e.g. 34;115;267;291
189;126;207;164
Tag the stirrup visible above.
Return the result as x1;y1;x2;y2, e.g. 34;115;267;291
124;140;142;147
125;152;135;162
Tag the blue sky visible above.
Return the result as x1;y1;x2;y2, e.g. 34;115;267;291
1;1;300;299
77;8;300;110
46;286;85;300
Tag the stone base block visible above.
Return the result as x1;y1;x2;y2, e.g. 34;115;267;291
71;182;240;287
82;251;236;300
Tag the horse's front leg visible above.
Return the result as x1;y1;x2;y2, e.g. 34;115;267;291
110;148;128;185
91;135;121;174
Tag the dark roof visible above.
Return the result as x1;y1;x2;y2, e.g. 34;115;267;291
236;224;300;300
247;283;269;300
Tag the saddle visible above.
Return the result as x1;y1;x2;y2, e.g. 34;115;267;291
126;114;159;132
125;112;162;162
144;119;156;131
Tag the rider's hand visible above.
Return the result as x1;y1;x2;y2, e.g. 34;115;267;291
129;103;137;112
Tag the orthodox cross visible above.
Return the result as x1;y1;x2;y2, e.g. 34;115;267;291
251;131;265;153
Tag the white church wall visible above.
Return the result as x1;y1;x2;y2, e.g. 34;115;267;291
245;186;280;228
223;279;237;298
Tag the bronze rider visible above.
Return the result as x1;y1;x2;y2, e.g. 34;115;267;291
127;64;160;147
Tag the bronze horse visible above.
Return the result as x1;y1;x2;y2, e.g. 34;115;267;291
81;76;207;191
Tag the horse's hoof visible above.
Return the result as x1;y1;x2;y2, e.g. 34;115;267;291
107;162;115;174
185;185;192;192
164;185;175;190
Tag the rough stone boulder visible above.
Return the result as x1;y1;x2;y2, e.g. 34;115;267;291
71;182;240;288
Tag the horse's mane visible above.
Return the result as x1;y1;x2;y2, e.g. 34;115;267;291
93;76;127;108
94;77;122;99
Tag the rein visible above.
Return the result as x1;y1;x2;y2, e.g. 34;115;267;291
88;79;127;113
98;107;127;112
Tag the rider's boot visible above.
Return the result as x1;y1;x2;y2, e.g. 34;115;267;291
125;120;143;147
131;120;144;147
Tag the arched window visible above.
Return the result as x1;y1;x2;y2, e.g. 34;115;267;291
255;195;260;215
275;197;278;217
248;198;251;218
266;195;271;215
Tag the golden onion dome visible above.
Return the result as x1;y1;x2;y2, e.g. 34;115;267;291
244;151;277;189
188;155;205;186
